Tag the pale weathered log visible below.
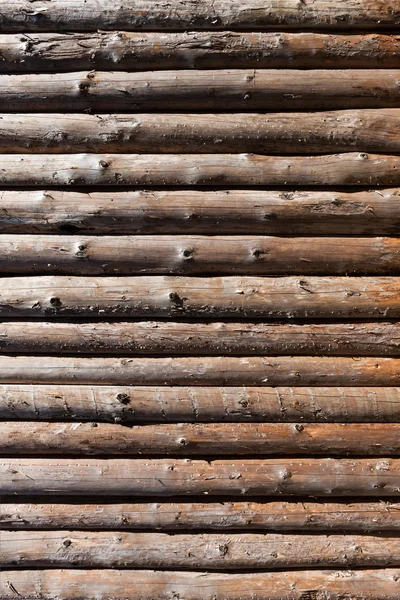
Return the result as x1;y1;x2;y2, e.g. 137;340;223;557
2;71;400;112
0;275;398;320
0;189;399;236
3;501;400;532
2;531;400;569
1;569;399;600
0;235;399;275
0;356;397;386
1;1;399;31
1;322;400;356
2;458;400;497
2;111;400;154
1;386;400;423
1;153;400;186
2;422;400;457
2;33;400;72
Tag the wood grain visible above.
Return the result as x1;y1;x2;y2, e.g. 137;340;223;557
0;189;398;235
2;71;400;112
2;458;400;497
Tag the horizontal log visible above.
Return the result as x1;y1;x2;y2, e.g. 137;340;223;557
2;1;399;31
0;275;398;320
3;33;400;72
4;501;400;532
1;386;400;423
2;71;400;112
3;422;400;457
0;356;397;386
1;570;399;600
2;458;400;497
0;189;399;236
2;531;400;569
0;235;399;275
1;153;400;187
3;111;400;154
1;322;400;356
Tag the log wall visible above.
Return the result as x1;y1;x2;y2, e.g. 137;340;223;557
1;3;400;599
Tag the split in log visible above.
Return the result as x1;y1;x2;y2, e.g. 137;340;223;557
2;71;400;112
2;33;400;71
1;386;400;423
1;1;399;31
3;501;400;532
0;275;399;320
2;531;400;569
1;322;400;356
2;111;400;154
1;153;400;187
2;422;400;457
1;569;399;600
0;235;400;275
0;356;397;386
2;457;400;497
0;189;399;236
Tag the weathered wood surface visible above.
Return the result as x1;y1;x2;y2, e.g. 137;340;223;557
0;189;399;236
0;356;397;386
2;33;400;72
1;569;399;600
0;275;398;320
2;458;400;497
3;111;400;154
1;386;400;423
1;235;399;275
2;71;400;112
1;322;400;356
3;422;400;457
1;153;400;187
2;1;399;31
4;501;400;532
2;531;400;569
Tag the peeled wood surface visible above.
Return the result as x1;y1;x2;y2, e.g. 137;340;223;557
3;531;400;569
2;32;400;71
2;385;400;423
1;189;400;235
0;275;399;320
3;111;400;154
4;501;400;532
1;570;399;600
2;1;399;31
2;153;400;187
2;322;400;356
0;356;397;386
2;71;400;112
3;422;400;457
1;235;399;275
2;458;400;497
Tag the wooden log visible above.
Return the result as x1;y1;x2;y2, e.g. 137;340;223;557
0;356;397;386
2;531;400;569
2;33;400;72
2;457;400;497
1;153;400;187
0;189;399;236
0;235;399;275
2;1;399;32
0;275;398;320
1;322;400;356
1;569;399;600
3;501;400;532
1;386;400;424
2;422;400;457
2;111;400;154
2;71;400;112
